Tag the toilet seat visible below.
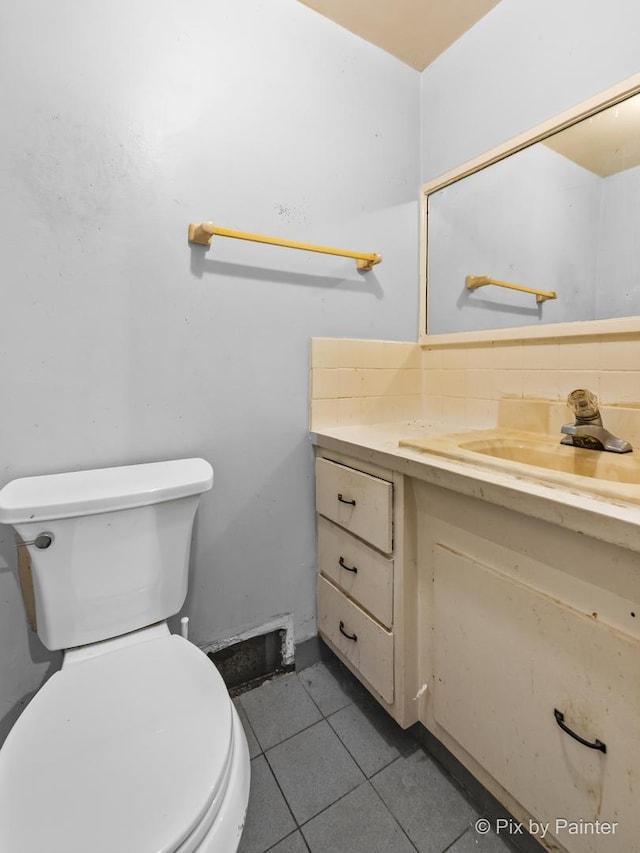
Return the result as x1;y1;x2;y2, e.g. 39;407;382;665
0;631;235;853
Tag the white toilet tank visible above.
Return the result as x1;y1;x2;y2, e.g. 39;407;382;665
0;458;213;650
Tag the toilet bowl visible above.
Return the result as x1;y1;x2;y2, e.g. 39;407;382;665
0;459;250;853
0;623;250;853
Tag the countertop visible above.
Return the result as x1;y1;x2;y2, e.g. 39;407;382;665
311;420;640;555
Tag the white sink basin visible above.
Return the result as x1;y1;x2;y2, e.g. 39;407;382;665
399;429;640;503
459;436;640;485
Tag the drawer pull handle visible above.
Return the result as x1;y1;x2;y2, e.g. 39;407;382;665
553;709;607;753
339;621;358;641
337;493;356;506
339;556;358;574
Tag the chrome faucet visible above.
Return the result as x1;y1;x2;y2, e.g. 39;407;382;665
561;389;632;453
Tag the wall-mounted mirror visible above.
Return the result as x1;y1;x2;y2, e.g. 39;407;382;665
421;73;640;342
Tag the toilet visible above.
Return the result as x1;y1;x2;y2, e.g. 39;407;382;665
0;458;250;853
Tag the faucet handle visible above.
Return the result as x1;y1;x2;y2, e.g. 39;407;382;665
567;388;599;420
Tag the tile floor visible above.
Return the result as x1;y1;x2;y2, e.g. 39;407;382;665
234;652;514;853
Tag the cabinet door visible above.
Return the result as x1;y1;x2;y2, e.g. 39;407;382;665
432;544;640;853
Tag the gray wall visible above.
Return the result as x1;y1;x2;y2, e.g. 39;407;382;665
596;165;640;319
4;0;640;747
421;0;640;181
420;0;640;336
0;0;420;741
427;145;601;333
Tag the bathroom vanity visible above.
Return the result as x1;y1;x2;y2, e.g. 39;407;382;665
313;421;640;853
311;70;640;853
315;449;418;725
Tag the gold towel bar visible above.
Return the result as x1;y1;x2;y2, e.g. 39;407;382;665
466;275;557;304
188;222;382;271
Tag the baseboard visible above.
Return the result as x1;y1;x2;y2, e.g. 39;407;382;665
294;634;333;671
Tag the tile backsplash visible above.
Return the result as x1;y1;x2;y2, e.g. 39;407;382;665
310;335;640;439
310;338;423;428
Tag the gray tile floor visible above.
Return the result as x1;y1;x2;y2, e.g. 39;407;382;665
234;653;513;853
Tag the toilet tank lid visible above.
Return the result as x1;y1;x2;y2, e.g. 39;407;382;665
0;458;213;523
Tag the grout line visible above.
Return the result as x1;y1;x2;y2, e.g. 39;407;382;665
257;753;300;843
323;719;371;780
296;670;347;719
296;662;356;718
299;831;313;853
324;707;419;782
239;674;326;754
294;780;375;829
441;826;473;852
260;716;328;755
298;663;420;782
366;750;411;781
366;779;421;852
234;700;263;759
416;738;487;818
263;828;311;853
241;663;473;852
258;668;368;832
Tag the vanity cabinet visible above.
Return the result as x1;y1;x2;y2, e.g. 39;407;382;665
414;480;640;853
313;432;640;851
314;450;417;726
434;545;639;852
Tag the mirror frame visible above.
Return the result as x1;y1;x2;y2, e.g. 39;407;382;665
419;71;640;345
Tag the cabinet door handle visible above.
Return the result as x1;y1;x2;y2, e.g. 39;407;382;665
337;493;356;506
339;556;358;574
339;621;358;641
553;709;607;753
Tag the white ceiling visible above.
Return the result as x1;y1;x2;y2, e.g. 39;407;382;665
544;93;640;177
297;0;501;71
297;2;640;177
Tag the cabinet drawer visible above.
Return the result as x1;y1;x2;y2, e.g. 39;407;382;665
315;457;392;553
318;574;393;704
317;515;393;628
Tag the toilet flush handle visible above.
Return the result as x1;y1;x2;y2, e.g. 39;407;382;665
15;532;54;550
